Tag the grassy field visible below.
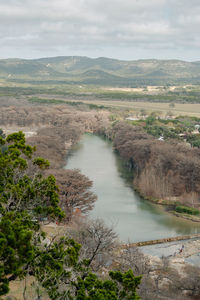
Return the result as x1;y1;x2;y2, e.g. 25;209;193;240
1;81;200;103
36;97;200;118
77;100;200;117
1;80;200;117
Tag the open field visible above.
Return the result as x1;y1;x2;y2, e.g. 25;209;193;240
104;85;194;94
1;79;200;117
1;80;200;104
73;99;200;117
33;95;200;118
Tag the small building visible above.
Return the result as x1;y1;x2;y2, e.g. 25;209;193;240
125;117;139;121
158;136;164;141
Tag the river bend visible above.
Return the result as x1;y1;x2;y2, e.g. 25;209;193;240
65;134;200;242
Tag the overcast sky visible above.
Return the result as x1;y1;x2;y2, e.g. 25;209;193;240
0;0;200;61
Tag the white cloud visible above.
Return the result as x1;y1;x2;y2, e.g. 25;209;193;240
0;0;200;60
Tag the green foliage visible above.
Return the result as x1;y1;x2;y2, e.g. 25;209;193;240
175;116;196;132
28;97;67;105
142;115;200;141
32;237;81;299
1;56;200;88
28;97;109;110
0;212;38;295
0;129;5;139
88;103;108;110
0;132;63;219
41;268;141;300
77;269;141;300
175;205;200;215
0;132;67;295
0;131;142;299
31;238;141;299
145;124;179;139
145;116;156;126
33;157;50;169
186;134;200;148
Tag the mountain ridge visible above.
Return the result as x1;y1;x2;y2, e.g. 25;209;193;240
1;56;200;86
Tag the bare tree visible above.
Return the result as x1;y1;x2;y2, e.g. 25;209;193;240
66;218;118;271
138;256;200;300
47;169;97;222
116;244;150;276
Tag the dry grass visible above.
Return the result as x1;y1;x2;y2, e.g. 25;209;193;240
103;85;193;94
3;277;49;300
72;99;200;118
41;222;67;238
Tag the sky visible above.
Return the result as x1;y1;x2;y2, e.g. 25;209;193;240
0;0;200;61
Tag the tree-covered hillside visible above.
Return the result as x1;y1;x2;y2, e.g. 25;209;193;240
1;56;200;86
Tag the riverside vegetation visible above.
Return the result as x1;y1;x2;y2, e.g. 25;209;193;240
108;121;200;219
0;130;142;299
1;101;200;219
1;99;200;299
2;56;200;300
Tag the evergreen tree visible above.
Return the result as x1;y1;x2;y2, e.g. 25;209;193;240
0;132;141;299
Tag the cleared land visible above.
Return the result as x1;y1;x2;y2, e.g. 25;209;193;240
104;85;193;94
49;98;200;118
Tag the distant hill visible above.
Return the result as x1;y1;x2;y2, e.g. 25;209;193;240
0;56;200;86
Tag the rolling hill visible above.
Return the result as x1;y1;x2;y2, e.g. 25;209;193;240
0;56;200;86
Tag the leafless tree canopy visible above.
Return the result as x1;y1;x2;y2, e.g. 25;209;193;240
66;218;118;271
113;122;200;208
46;169;97;222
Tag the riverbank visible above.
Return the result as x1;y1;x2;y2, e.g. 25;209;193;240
94;128;200;223
30;122;200;224
104;122;200;223
124;233;200;248
134;187;200;223
138;238;200;299
66;134;200;242
2;102;200;224
2;116;200;226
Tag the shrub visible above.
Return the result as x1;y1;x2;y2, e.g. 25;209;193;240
175;205;200;215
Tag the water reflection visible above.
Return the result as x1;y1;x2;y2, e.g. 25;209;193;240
65;134;200;242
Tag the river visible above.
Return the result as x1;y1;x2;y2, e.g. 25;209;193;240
65;134;200;243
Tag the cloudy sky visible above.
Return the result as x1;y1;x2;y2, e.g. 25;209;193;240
0;0;200;61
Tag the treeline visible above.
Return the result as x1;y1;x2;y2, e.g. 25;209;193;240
1;103;200;211
96;91;200;103
0;131;143;299
0;105;109;130
0;105;110;221
110;122;200;209
28;96;109;110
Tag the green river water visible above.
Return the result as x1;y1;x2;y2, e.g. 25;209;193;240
65;134;200;243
